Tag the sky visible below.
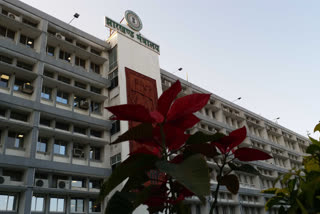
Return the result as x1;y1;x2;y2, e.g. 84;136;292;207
20;0;320;138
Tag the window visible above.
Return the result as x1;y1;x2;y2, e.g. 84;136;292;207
109;46;117;70
90;129;102;138
73;144;85;159
7;132;24;149
17;61;33;71
59;50;71;63
110;120;120;135
41;86;52;100
10;111;28;122
110;153;121;170
89;180;101;189
108;70;118;90
76;42;87;50
37;137;48;153
0;25;15;40
49;197;64;212
55;122;69;131
31;196;44;211
0;74;9;88
43;70;54;78
90;147;101;161
13;79;27;91
19;34;34;48
0;55;13;64
40;117;51;127
91;48;101;56
57;75;71;84
71;178;86;188
46;46;55;56
90;62;100;74
22;18;38;28
90;101;101;113
54;140;67;155
56;91;69;104
70;198;84;213
90;86;101;94
89;199;101;213
3;170;22;181
65;37;73;43
75;57;86;68
75;81;86;89
0;194;16;211
73;96;87;109
74;126;86;135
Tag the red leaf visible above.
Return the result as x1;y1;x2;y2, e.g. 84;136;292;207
153;125;189;151
170;154;184;164
168;114;200;130
150;110;164;123
157;80;181;117
234;148;272;161
227;126;247;151
129;145;162;158
105;104;153;123
167;94;211;121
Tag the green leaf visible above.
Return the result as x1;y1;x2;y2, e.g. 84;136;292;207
220;174;239;194
306;144;320;154
186;143;218;158
105;191;134;214
309;136;320;146
228;163;260;175
156;154;210;202
296;198;308;214
261;188;279;194
304;156;320;173
99;154;159;201
186;131;225;145
265;196;285;211
314;123;320;133
111;123;153;145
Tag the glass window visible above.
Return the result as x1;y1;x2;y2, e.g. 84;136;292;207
55;122;69;131
56;91;69;104
7;132;24;149
74;126;86;135
19;34;34;48
37;137;48;153
22;18;38;28
57;75;71;84
10;111;28;122
108;70;118;90
54;140;66;155
71;178;85;188
90;62;100;74
110;153;121;170
43;70;54;78
89;180;101;189
75;57;86;68
109;46;117;70
90;129;102;138
46;46;55;56
0;74;9;88
0;194;16;211
70;198;84;213
59;50;71;63
41;86;52;100
73;96;86;109
89;199;101;213
76;42;87;50
90;101;101;113
90;147;101;161
17;61;33;71
0;25;15;40
31;196;44;212
40;118;51;127
0;55;13;64
110;120;120;135
75;81;86;89
73;144;85;159
90;49;101;56
49;197;64;212
90;86;101;94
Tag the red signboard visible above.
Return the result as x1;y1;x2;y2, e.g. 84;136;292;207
125;67;158;153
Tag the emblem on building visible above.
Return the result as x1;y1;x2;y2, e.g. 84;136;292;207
124;10;143;32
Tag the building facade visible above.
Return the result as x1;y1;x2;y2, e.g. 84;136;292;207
0;0;309;214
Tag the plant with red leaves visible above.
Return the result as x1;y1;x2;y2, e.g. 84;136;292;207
98;80;272;214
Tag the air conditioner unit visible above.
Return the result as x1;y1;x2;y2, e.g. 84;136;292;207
79;100;89;110
55;33;65;40
35;179;49;188
57;179;69;189
0;176;11;185
8;13;18;21
21;83;34;94
73;148;84;158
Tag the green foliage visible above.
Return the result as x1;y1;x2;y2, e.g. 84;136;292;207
156;154;210;203
262;122;320;213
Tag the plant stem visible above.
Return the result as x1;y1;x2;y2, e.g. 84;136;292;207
209;154;228;214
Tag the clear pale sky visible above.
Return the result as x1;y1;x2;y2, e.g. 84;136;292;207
20;0;320;138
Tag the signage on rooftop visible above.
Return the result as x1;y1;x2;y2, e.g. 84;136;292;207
105;12;160;54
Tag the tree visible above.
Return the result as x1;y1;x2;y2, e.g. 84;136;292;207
262;123;320;213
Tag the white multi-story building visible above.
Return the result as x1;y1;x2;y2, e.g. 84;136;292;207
0;1;309;213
